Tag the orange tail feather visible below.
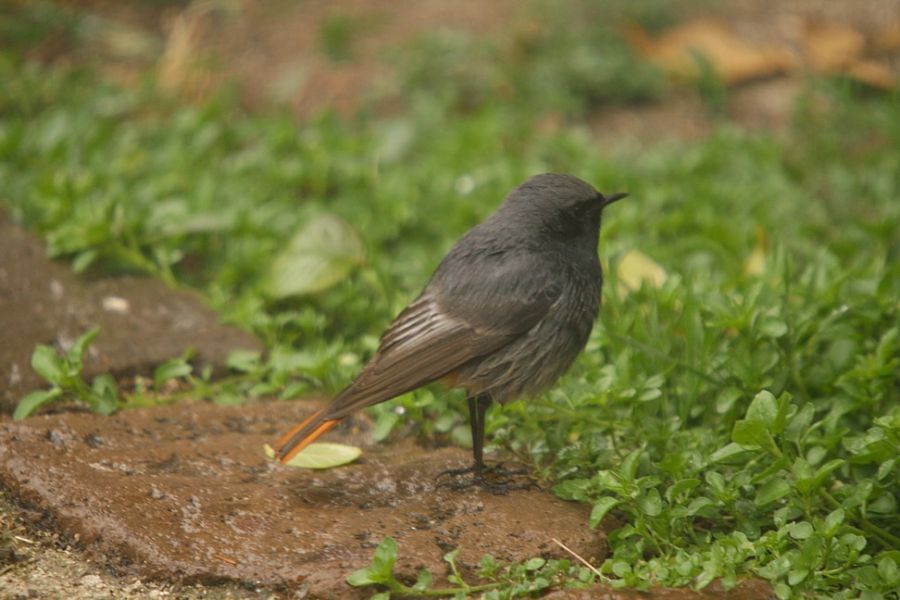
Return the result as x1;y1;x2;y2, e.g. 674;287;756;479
274;408;340;464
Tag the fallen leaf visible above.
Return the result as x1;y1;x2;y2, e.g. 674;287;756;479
744;226;768;276
157;3;215;98
265;212;365;298
801;21;865;73
626;19;795;85
264;442;362;469
845;60;896;90
875;20;900;52
616;249;667;296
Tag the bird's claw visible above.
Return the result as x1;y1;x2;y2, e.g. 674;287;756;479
436;462;538;494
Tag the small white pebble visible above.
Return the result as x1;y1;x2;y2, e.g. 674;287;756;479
9;362;21;385
102;295;130;314
79;574;103;587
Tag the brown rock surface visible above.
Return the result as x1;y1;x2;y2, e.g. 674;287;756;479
0;400;608;598
0;210;262;412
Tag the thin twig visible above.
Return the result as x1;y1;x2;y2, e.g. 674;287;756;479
13;535;35;544
551;538;605;581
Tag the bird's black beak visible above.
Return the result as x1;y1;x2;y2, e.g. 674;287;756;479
599;192;629;208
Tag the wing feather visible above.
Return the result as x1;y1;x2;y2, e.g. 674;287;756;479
324;296;513;418
322;250;566;419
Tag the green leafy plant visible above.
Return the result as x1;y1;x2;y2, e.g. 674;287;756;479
153;354;194;391
15;327;118;419
347;537;589;598
346;537;495;598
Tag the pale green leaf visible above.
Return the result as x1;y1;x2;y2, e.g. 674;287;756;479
746;389;777;426
589;497;619;528
346;567;378;586
265;213;365;298
824;508;845;534
225;349;262;373
14;388;63;420
755;478;791;505
413;568;433;591
732;420;770;449
372;536;398;577
31;345;64;384
154;358;192;389
709;442;750;463
264;442;362;469
788;521;813;539
639;489;663;516
67;327;100;369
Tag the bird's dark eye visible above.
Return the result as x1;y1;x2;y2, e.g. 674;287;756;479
566;201;593;221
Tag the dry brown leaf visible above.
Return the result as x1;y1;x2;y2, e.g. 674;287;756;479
802;21;865;73
157;1;219;98
626;19;795;85
875;21;900;52
845;60;896;90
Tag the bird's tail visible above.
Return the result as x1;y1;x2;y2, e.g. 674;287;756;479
273;408;340;464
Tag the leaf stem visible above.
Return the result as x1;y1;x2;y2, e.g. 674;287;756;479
819;490;900;548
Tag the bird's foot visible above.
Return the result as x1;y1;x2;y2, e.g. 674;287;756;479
436;462;537;494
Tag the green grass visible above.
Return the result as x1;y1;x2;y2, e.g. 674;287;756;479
1;11;899;599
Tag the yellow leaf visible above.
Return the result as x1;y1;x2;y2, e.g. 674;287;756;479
744;227;768;276
616;250;667;297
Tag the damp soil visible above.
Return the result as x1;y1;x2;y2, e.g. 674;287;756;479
0;401;610;598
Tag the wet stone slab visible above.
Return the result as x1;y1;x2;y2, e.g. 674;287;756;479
0;210;262;412
0;401;608;598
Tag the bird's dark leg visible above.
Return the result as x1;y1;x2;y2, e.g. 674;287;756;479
438;394;490;480
471;393;489;476
437;393;535;493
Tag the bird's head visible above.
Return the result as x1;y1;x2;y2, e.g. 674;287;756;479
496;173;627;246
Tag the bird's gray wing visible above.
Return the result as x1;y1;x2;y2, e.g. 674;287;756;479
323;252;563;419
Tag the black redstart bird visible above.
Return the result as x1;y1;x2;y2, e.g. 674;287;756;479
274;173;627;485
